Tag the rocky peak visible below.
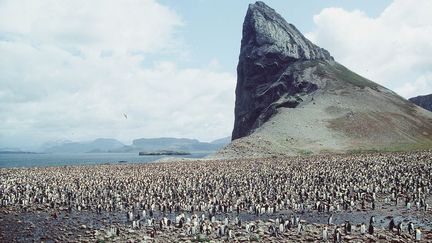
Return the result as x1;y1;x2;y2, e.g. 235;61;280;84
232;1;333;140
409;94;432;112
242;1;333;62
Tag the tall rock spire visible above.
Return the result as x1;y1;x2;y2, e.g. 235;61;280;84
242;1;333;62
232;1;333;140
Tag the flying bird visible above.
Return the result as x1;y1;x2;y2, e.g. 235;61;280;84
123;113;128;119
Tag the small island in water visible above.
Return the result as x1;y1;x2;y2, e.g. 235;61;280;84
138;150;191;156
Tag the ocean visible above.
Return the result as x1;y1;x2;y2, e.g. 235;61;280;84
0;152;211;168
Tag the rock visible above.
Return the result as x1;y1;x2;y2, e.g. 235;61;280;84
409;94;432;112
305;236;315;241
378;233;389;240
232;1;333;140
344;235;353;240
220;1;432;157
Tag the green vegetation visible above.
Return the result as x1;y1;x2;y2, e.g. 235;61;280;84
346;148;381;154
192;235;210;242
347;143;432;154
333;63;380;90
314;61;380;90
376;143;432;152
319;148;337;154
249;234;261;241
297;149;313;155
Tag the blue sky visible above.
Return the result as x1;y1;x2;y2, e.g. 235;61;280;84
157;0;392;72
0;0;431;150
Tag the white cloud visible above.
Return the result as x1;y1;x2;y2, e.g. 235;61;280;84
0;0;182;54
394;73;432;98
306;0;432;98
0;0;235;149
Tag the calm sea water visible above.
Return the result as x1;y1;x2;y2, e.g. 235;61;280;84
0;152;211;168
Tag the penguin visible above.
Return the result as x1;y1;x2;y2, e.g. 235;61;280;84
322;227;328;241
328;214;333;225
228;229;234;239
297;222;302;234
369;216;375;225
389;218;395;231
268;225;275;236
408;222;414;235
250;224;256;232
415;228;422;241
397;222;402;235
333;227;341;243
360;223;366;235
344;221;351;234
368;224;374;235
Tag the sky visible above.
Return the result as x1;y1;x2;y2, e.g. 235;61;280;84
1;0;431;150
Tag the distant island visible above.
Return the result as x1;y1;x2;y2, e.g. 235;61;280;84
139;150;191;156
0;151;38;154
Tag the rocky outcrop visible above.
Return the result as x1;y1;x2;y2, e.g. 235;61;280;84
222;1;432;157
410;94;432;112
232;1;333;140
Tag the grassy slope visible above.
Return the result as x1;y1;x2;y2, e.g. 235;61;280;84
219;60;432;158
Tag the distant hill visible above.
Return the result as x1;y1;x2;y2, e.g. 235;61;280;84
44;138;124;153
0;148;37;154
0;147;22;152
0;151;37;154
410;94;432;112
43;137;230;153
210;136;231;145
112;137;228;153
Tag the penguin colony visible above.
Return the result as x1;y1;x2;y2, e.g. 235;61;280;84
1;150;431;242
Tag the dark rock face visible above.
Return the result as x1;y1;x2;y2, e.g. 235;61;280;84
232;1;334;140
409;94;432;112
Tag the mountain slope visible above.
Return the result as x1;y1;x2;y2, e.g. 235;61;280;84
410;94;432;112
219;2;432;157
210;136;231;145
